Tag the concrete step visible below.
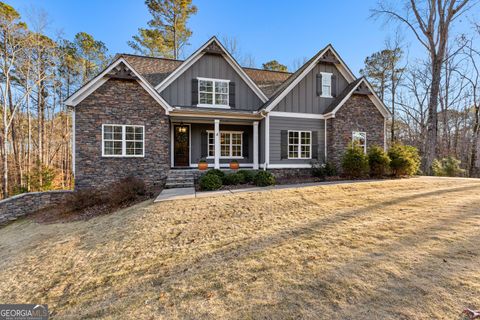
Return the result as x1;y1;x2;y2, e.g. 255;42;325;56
166;177;194;183
165;182;195;189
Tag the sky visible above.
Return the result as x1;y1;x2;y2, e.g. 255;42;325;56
6;0;480;75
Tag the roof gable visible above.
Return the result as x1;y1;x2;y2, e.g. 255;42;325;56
262;45;356;112
324;77;390;118
65;58;172;113
154;37;268;103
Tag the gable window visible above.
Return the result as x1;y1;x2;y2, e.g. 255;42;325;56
207;131;243;158
352;131;367;153
288;131;311;159
321;72;333;98
102;124;144;157
198;78;229;108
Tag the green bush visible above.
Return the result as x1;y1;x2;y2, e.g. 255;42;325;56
341;144;369;178
237;169;255;183
205;169;225;180
253;171;276;187
368;145;391;177
311;161;338;179
432;156;465;177
388;143;421;177
223;173;244;185
199;174;222;191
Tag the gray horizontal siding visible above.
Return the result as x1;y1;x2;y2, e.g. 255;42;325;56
160;54;263;110
274;62;348;114
269;116;325;164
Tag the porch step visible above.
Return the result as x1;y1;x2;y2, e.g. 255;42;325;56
164;169;196;189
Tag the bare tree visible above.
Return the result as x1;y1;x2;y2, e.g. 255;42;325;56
372;0;473;173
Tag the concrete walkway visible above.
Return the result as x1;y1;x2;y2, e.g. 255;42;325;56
154;179;392;202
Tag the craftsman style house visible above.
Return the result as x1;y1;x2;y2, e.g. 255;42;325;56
66;37;389;190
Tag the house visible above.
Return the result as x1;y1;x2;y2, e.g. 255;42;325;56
65;36;389;191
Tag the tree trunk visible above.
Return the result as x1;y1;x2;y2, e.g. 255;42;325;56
424;55;442;174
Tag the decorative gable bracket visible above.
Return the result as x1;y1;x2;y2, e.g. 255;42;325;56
318;50;340;64
353;83;371;95
202;41;224;55
105;62;139;80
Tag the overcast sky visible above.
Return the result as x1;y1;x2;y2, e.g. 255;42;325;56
8;0;480;74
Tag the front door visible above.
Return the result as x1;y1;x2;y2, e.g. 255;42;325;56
174;125;189;167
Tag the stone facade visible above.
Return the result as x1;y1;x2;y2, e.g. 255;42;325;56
0;190;73;225
75;78;170;191
326;95;385;170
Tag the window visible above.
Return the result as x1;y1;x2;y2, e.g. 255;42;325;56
198;78;229;107
352;131;367;153
102;124;144;157
207;131;243;158
288;131;311;159
321;72;332;97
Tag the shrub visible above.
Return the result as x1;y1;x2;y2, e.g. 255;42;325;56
237;169;255;183
205;169;225;180
67;189;104;211
253;171;276;186
223;173;244;185
109;176;146;205
388;143;421;177
199;174;222;191
432;156;465;177
311;161;338;179
368;145;391;177
341;144;369;178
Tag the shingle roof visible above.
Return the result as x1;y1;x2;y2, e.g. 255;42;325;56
117;53;292;98
323;77;363;114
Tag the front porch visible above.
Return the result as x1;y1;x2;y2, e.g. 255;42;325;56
170;116;260;170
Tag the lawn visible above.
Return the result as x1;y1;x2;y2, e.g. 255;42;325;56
0;177;479;319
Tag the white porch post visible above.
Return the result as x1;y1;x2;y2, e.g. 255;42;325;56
214;119;220;169
253;121;259;169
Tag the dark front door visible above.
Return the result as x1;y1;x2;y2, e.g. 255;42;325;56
174;125;189;167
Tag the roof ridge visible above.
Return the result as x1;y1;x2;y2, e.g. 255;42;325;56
242;67;293;74
118;53;184;62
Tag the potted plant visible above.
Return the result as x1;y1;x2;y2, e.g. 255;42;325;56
198;159;208;171
229;159;239;170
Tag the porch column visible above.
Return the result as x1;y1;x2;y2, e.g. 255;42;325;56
214;119;220;169
253;121;259;169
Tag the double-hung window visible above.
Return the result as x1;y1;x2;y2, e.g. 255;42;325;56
288;131;311;159
207;131;243;158
321;72;332;97
352;131;367;153
102;124;144;157
198;78;229;108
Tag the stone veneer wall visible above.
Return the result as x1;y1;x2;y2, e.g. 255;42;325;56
0;190;73;225
75;78;170;191
327;94;385;170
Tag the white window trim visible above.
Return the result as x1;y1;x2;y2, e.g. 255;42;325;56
287;130;312;160
320;72;333;98
102;124;145;157
352;131;367;154
197;77;230;109
206;130;243;159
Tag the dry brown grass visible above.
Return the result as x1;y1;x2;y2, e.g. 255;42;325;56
0;177;479;319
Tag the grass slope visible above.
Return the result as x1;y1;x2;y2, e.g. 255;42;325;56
0;177;479;319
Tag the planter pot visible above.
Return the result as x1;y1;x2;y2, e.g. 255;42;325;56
229;162;239;170
198;162;208;170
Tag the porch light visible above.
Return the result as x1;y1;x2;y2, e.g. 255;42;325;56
178;126;187;133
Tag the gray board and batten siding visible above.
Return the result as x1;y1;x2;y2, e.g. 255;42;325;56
159;54;264;111
273;62;348;114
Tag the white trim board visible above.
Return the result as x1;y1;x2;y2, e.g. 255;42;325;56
269;111;325;119
155;37;268;103
265;164;312;169
65;58;172;114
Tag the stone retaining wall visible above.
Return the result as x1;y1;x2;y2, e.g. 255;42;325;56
0;190;73;225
